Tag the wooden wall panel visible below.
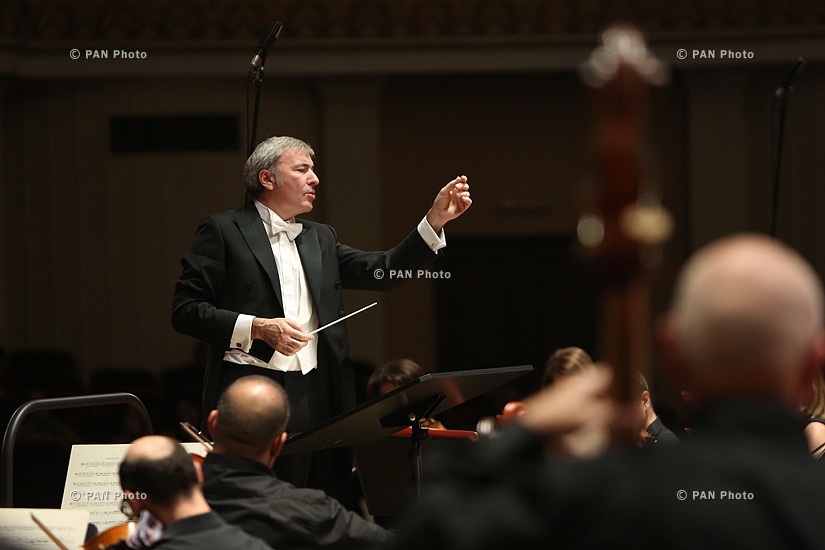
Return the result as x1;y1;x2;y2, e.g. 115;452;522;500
0;78;321;377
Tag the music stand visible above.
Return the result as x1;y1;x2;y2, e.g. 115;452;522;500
354;427;477;517
283;365;533;498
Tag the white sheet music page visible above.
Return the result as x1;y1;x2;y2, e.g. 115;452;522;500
61;442;207;530
0;508;89;549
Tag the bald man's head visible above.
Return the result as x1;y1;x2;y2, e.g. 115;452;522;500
119;436;199;506
664;234;825;402
212;375;291;455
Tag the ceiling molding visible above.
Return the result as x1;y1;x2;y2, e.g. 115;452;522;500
2;0;823;45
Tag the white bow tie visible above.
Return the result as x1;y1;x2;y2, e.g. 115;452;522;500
267;216;303;242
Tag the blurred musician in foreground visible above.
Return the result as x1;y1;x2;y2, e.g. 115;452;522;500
202;375;392;549
543;348;678;447
119;436;270;550
539;346;608;457
480;347;595;436
393;234;825;549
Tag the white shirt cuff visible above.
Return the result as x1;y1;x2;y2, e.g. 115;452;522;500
231;314;255;351
418;217;446;252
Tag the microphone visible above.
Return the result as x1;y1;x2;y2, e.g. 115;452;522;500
250;21;283;69
775;57;805;98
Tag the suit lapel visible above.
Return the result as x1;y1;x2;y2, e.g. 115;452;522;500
236;202;283;308
295;224;322;313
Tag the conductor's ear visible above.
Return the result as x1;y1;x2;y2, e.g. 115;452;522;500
259;169;277;191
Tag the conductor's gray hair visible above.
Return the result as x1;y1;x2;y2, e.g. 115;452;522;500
243;136;314;198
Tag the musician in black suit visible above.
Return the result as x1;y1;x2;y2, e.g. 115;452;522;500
119;436;272;550
636;371;680;447
393;234;825;549
172;136;470;504
202;375;392;550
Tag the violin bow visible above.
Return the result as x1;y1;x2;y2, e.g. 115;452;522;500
30;513;72;550
180;421;214;453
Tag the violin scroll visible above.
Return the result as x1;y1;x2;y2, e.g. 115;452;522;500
578;24;672;428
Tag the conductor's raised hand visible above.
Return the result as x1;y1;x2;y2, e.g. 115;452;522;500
426;175;472;233
251;317;313;356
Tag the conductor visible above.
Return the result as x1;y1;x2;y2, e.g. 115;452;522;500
172;136;471;505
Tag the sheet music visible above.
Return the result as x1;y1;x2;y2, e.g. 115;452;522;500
61;443;207;530
0;508;88;549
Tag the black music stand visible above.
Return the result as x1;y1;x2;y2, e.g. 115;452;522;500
283;365;533;503
354;428;477;517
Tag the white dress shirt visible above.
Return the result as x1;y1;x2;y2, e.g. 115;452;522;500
223;201;446;375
